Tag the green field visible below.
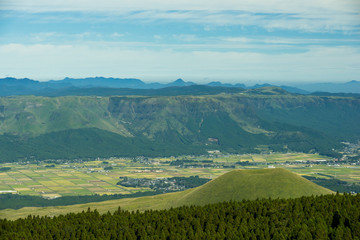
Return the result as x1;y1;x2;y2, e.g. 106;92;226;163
0;153;359;198
0;158;228;197
1;93;359;161
0;168;334;220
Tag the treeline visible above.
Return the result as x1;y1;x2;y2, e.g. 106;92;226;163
0;191;160;210
169;159;214;166
0;167;11;172
117;176;210;192
0;125;343;163
1;193;359;239
303;176;360;193
0;128;206;163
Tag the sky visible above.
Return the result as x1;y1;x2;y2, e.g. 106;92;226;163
0;0;359;84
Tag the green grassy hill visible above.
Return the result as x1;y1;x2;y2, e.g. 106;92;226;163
173;168;333;206
0;168;333;220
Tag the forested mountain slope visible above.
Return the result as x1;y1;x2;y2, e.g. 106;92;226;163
0;88;359;161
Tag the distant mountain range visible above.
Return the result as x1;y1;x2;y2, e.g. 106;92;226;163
1;77;359;96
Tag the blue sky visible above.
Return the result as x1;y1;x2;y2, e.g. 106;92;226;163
0;0;359;84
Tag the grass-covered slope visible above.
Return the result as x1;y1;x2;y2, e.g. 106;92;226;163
0;169;333;220
0;90;359;161
0;96;129;136
174;168;333;206
0;128;204;162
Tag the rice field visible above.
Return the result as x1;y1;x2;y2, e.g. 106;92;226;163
0;153;359;198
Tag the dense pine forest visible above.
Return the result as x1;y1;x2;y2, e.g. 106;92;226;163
1;193;359;239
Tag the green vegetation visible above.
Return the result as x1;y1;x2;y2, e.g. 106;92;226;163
303;175;360;193
0;92;359;161
0;86;358;238
0;191;162;210
0;156;231;199
1;152;358;207
1;194;359;239
0;128;204;162
0;168;333;219
43;84;247;97
173;168;333;206
117;176;210;192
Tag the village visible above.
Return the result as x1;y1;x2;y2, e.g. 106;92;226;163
117;176;210;193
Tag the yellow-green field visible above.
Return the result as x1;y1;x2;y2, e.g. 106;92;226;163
0;168;334;220
0;153;359;198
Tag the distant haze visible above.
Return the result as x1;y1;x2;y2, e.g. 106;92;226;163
1;77;360;94
0;0;359;83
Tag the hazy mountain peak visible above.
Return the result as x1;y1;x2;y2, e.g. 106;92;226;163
174;78;185;83
1;77;360;95
167;78;196;87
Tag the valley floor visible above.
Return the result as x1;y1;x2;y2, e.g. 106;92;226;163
0;153;359;198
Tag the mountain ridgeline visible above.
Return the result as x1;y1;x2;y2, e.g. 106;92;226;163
0;89;359;162
1;77;360;95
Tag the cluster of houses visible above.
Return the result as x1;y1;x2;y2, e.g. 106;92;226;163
117;177;186;192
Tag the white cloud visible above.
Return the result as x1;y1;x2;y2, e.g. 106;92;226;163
221;37;360;45
153;35;162;40
127;10;359;32
111;32;124;38
29;32;61;42
0;43;359;83
2;1;358;83
2;0;359;32
2;0;359;14
172;34;198;42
